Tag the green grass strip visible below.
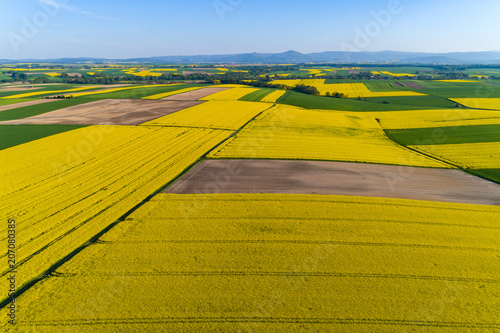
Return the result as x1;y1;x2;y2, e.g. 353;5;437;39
0;99;36;106
238;88;275;102
0;99;92;121
277;90;435;111
0;125;87;151
385;124;500;145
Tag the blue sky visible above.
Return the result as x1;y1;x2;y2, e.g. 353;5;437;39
1;0;500;59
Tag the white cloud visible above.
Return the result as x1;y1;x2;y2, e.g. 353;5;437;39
38;0;114;20
39;0;78;11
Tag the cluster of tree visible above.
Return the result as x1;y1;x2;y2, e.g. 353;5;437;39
46;95;73;99
293;84;320;95
245;80;321;96
326;92;348;98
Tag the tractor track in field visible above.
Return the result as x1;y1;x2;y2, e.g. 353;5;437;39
18;317;500;329
87;239;500;252
115;216;500;229
50;271;500;283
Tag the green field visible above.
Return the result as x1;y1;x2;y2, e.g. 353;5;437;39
75;84;208;99
365;95;457;108
0;99;92;121
364;82;403;92
277;90;436;111
0;84;99;98
0;124;87;150
238;88;275;101
0;98;36;106
417;81;500;98
0;73;12;81
385;124;500;146
472;168;500;183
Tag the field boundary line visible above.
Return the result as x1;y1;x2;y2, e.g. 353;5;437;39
377;118;500;185
375;118;461;169
158;102;279;192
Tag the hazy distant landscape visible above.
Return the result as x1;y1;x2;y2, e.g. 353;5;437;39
3;50;500;64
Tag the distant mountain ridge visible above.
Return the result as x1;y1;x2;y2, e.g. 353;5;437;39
3;50;500;64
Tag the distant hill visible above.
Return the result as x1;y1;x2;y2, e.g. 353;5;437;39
4;51;500;64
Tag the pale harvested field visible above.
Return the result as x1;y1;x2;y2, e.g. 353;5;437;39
0;86;42;91
0;99;202;125
59;84;134;96
0;99;57;112
161;87;231;101
165;159;500;205
181;70;209;75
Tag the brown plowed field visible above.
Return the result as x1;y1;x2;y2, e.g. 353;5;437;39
165;159;500;206
0;99;57;112
0;99;202;125
161;87;231;101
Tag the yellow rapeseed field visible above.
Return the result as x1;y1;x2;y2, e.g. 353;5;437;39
142;101;271;130
8;193;499;331
267;80;426;97
373;109;500;129
68;84;170;97
141;86;205;100
268;79;302;89
299;79;326;87
0;126;230;300
314;82;426;97
209;104;448;167
260;90;287;103
300;69;323;75
449;98;500;110
470;75;489;79
125;70;163;77
436;80;481;83
410;142;500;169
199;87;259;101
380;71;417;77
0;86;97;99
213;84;250;88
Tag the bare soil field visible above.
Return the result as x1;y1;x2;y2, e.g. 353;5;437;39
0;86;42;91
182;71;209;75
165;159;500;205
161;87;231;101
404;82;424;89
0;99;58;112
0;99;202;125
